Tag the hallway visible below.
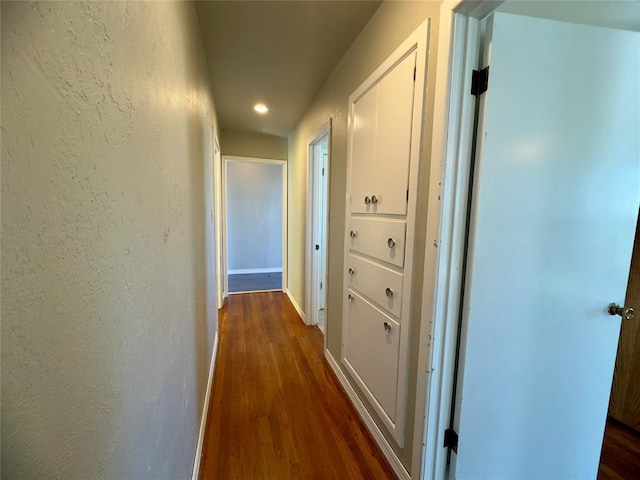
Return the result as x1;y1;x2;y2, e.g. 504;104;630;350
198;292;395;479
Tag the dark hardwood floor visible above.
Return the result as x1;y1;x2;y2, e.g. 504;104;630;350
198;291;396;479
599;417;640;479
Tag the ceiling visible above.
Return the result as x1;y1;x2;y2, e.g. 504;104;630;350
195;1;382;138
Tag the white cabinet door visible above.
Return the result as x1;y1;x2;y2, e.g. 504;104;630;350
453;13;640;479
373;51;416;215
350;85;377;214
344;290;401;421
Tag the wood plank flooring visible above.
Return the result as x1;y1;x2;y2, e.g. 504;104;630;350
598;417;640;479
198;291;396;479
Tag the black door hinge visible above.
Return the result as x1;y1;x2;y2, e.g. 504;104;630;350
471;66;489;96
315;244;320;251
413;66;416;81
444;428;459;453
322;167;325;176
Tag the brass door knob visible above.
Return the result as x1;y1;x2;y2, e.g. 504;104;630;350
608;303;634;321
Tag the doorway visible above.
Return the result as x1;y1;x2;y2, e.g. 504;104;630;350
223;156;287;294
306;125;330;334
419;2;640;479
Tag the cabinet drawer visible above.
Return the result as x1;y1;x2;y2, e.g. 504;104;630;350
348;218;406;267
347;254;403;318
344;291;400;420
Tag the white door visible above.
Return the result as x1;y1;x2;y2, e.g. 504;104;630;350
452;13;639;479
318;151;328;314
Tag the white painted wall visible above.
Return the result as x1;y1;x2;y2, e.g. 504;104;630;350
288;2;441;471
226;161;283;272
1;2;219;478
220;130;288;160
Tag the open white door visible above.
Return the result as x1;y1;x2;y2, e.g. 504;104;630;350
452;12;639;479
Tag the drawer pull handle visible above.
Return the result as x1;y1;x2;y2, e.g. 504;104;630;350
348;268;355;275
350;230;357;239
364;196;371;205
347;294;354;302
371;195;378;204
387;237;395;248
383;322;392;332
385;288;393;298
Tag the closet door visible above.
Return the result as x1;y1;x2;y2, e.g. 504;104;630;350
373;51;416;215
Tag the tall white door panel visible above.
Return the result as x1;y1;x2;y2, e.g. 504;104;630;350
453;13;639;479
351;86;378;214
374;51;416;215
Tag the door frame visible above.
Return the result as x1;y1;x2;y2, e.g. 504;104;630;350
305;121;332;336
222;155;288;295
213;135;226;307
415;1;503;478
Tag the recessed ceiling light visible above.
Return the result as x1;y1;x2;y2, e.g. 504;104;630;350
254;103;269;114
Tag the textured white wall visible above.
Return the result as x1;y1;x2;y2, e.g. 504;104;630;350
1;2;218;478
226;161;283;271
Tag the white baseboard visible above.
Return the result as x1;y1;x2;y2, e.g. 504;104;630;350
285;288;306;322
325;350;411;480
228;268;282;275
191;331;219;480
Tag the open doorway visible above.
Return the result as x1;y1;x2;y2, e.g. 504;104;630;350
223;156;287;294
306;124;330;334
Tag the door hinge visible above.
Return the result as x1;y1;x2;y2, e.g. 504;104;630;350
471;66;489;96
320;282;323;289
413;66;416;81
444;428;459;453
322;167;325;176
406;189;409;202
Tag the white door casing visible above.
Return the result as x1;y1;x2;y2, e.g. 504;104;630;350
306;125;330;330
451;12;639;479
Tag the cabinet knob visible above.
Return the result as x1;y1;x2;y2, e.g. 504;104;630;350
347;294;354;302
383;322;392;332
350;230;357;239
348;267;355;276
387;237;395;248
371;195;378;204
385;288;393;298
364;196;371;205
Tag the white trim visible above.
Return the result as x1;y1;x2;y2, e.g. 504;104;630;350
191;331;219;480
229;289;281;295
305;122;331;328
222;156;288;295
417;1;502;479
325;350;410;480
286;288;306;322
228;268;282;275
213;134;225;308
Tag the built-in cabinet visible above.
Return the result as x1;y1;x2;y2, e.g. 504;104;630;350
342;27;428;447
